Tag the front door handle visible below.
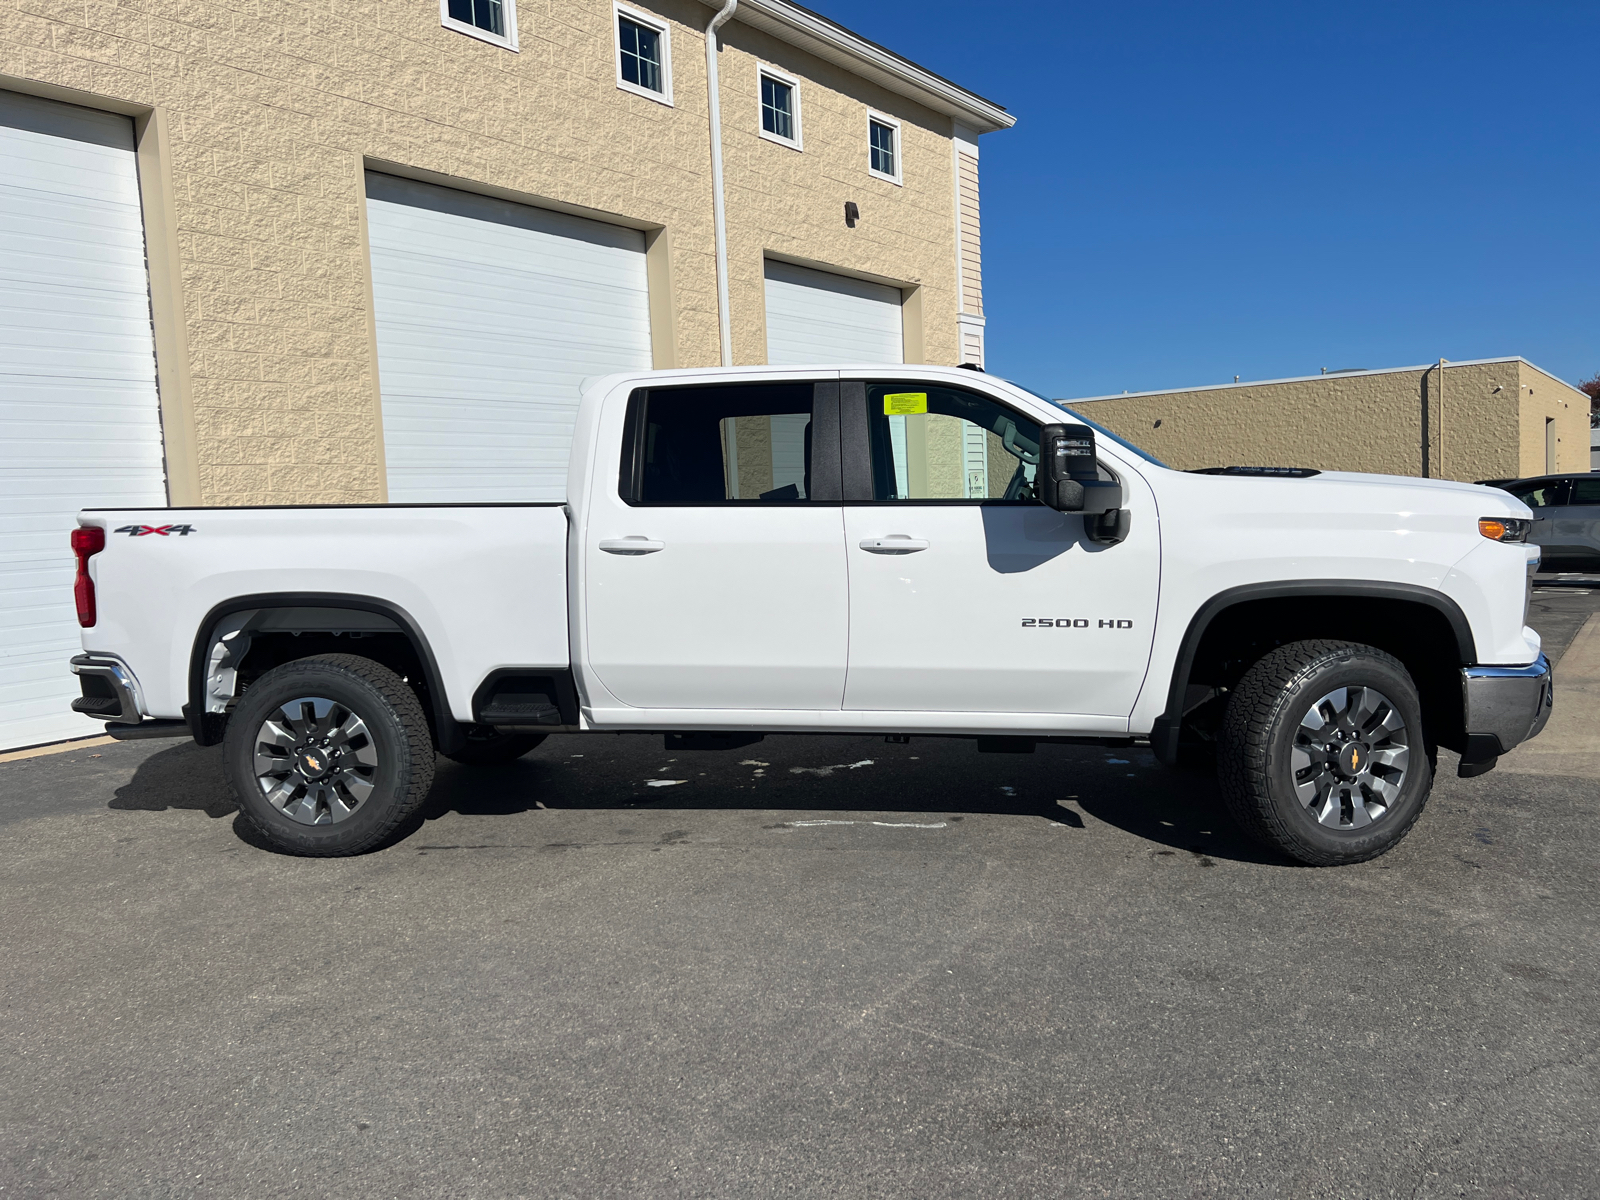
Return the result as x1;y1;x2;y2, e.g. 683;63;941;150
859;536;929;554
599;537;664;555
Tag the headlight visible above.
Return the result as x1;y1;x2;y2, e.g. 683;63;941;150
1479;517;1531;542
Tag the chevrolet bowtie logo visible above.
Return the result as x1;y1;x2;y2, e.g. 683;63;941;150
306;755;322;771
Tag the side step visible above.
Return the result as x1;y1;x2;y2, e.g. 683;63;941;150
664;732;764;751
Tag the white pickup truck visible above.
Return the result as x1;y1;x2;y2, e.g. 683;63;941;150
68;365;1552;866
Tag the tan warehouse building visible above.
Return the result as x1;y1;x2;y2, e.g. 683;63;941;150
0;0;1010;748
1070;358;1590;483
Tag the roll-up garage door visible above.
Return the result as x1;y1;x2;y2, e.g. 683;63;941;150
763;259;904;366
0;92;166;752
365;173;653;502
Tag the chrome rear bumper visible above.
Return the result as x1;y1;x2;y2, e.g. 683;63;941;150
70;653;144;724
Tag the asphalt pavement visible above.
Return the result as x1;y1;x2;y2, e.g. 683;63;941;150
2;595;1597;1199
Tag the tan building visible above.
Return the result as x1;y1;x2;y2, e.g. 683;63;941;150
1068;358;1590;483
0;0;1009;748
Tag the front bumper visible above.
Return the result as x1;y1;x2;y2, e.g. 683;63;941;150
1459;654;1553;773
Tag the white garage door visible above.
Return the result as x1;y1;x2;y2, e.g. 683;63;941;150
0;92;166;752
763;259;904;366
365;173;653;502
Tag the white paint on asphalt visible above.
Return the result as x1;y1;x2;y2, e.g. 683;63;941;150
790;760;875;777
784;819;947;829
645;779;687;788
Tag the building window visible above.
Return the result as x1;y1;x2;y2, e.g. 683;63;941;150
758;67;801;149
615;4;673;105
441;0;518;50
868;114;900;183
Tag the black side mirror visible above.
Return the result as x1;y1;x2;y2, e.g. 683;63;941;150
1039;423;1122;515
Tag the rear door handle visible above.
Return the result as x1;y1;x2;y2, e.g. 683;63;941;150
859;536;929;554
599;537;664;555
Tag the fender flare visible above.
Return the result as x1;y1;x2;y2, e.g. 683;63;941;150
186;592;459;749
1148;579;1477;763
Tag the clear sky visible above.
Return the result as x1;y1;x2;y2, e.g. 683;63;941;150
817;0;1599;400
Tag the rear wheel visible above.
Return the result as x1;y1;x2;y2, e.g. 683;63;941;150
442;729;547;765
223;654;435;856
1217;640;1433;866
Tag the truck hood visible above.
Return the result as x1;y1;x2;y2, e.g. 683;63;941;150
1162;468;1533;520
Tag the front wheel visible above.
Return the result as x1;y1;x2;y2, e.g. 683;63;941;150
223;654;436;856
1217;640;1433;866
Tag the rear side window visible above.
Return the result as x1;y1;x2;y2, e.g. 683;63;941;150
1569;477;1600;505
624;384;819;504
1507;479;1568;508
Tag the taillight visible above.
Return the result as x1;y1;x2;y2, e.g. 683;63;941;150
71;526;105;628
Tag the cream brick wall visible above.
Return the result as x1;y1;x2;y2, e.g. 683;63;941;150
1071;360;1586;483
1;0;978;503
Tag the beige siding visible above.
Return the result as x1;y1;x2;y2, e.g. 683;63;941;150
0;0;976;503
956;150;981;315
1068;361;1577;482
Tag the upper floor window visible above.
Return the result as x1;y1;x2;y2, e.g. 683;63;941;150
441;0;518;51
759;67;801;149
868;115;900;184
615;4;673;105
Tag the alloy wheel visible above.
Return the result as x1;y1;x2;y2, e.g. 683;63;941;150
1290;685;1410;829
252;696;379;825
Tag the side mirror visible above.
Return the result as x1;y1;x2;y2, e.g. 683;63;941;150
1039;423;1122;515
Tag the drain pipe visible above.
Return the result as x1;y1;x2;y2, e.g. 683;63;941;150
704;0;738;366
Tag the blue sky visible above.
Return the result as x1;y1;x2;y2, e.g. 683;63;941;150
820;0;1599;399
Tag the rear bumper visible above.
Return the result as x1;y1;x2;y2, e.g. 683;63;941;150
1460;655;1553;767
70;653;145;723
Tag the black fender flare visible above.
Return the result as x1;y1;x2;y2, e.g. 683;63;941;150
1148;579;1477;763
186;592;460;750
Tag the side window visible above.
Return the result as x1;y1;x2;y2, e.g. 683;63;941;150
628;384;818;504
863;383;1040;502
1568;477;1600;505
1509;480;1567;508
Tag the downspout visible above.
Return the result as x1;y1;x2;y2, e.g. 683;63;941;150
704;0;738;366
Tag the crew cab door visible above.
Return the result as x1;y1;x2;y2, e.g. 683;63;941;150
581;380;849;710
838;380;1160;719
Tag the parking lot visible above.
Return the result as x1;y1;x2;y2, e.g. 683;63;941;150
2;587;1596;1199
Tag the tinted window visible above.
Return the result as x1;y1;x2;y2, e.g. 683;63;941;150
864;384;1041;502
619;17;662;93
630;385;816;503
761;76;794;141
1508;480;1567;508
1569;477;1600;505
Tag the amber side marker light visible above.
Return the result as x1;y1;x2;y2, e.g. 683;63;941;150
1479;517;1530;542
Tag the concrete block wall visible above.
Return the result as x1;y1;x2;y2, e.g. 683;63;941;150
1070;360;1589;482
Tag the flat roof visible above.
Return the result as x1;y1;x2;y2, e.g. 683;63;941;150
705;0;1014;133
1067;357;1587;404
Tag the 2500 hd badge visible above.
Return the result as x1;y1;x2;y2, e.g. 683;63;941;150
1022;618;1135;628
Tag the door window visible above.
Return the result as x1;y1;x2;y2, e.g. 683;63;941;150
1569;478;1600;505
862;383;1041;502
1507;479;1568;508
624;384;823;503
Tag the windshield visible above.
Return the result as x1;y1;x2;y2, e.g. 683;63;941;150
1003;381;1170;468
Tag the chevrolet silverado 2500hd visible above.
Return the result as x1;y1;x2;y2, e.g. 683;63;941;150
68;366;1552;865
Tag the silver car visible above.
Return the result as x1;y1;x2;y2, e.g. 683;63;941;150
1480;474;1600;573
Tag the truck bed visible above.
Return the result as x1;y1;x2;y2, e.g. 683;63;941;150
77;504;571;724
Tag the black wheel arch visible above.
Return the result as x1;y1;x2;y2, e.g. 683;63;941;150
186;592;465;752
1150;580;1477;764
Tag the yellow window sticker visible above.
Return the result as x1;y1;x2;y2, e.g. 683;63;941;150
883;392;928;415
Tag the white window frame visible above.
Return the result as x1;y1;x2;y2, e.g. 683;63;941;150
439;0;519;51
867;111;902;185
756;64;802;151
614;2;674;107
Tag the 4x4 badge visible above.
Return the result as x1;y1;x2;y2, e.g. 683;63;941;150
113;524;196;537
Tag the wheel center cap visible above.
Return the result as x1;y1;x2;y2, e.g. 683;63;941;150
1338;741;1366;777
298;749;331;779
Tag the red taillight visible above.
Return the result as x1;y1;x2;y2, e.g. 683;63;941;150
71;526;105;628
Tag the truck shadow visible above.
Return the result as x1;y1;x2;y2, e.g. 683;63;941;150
103;735;1290;866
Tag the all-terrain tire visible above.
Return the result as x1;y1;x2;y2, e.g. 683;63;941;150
223;654;436;856
442;730;547;765
1217;639;1433;866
